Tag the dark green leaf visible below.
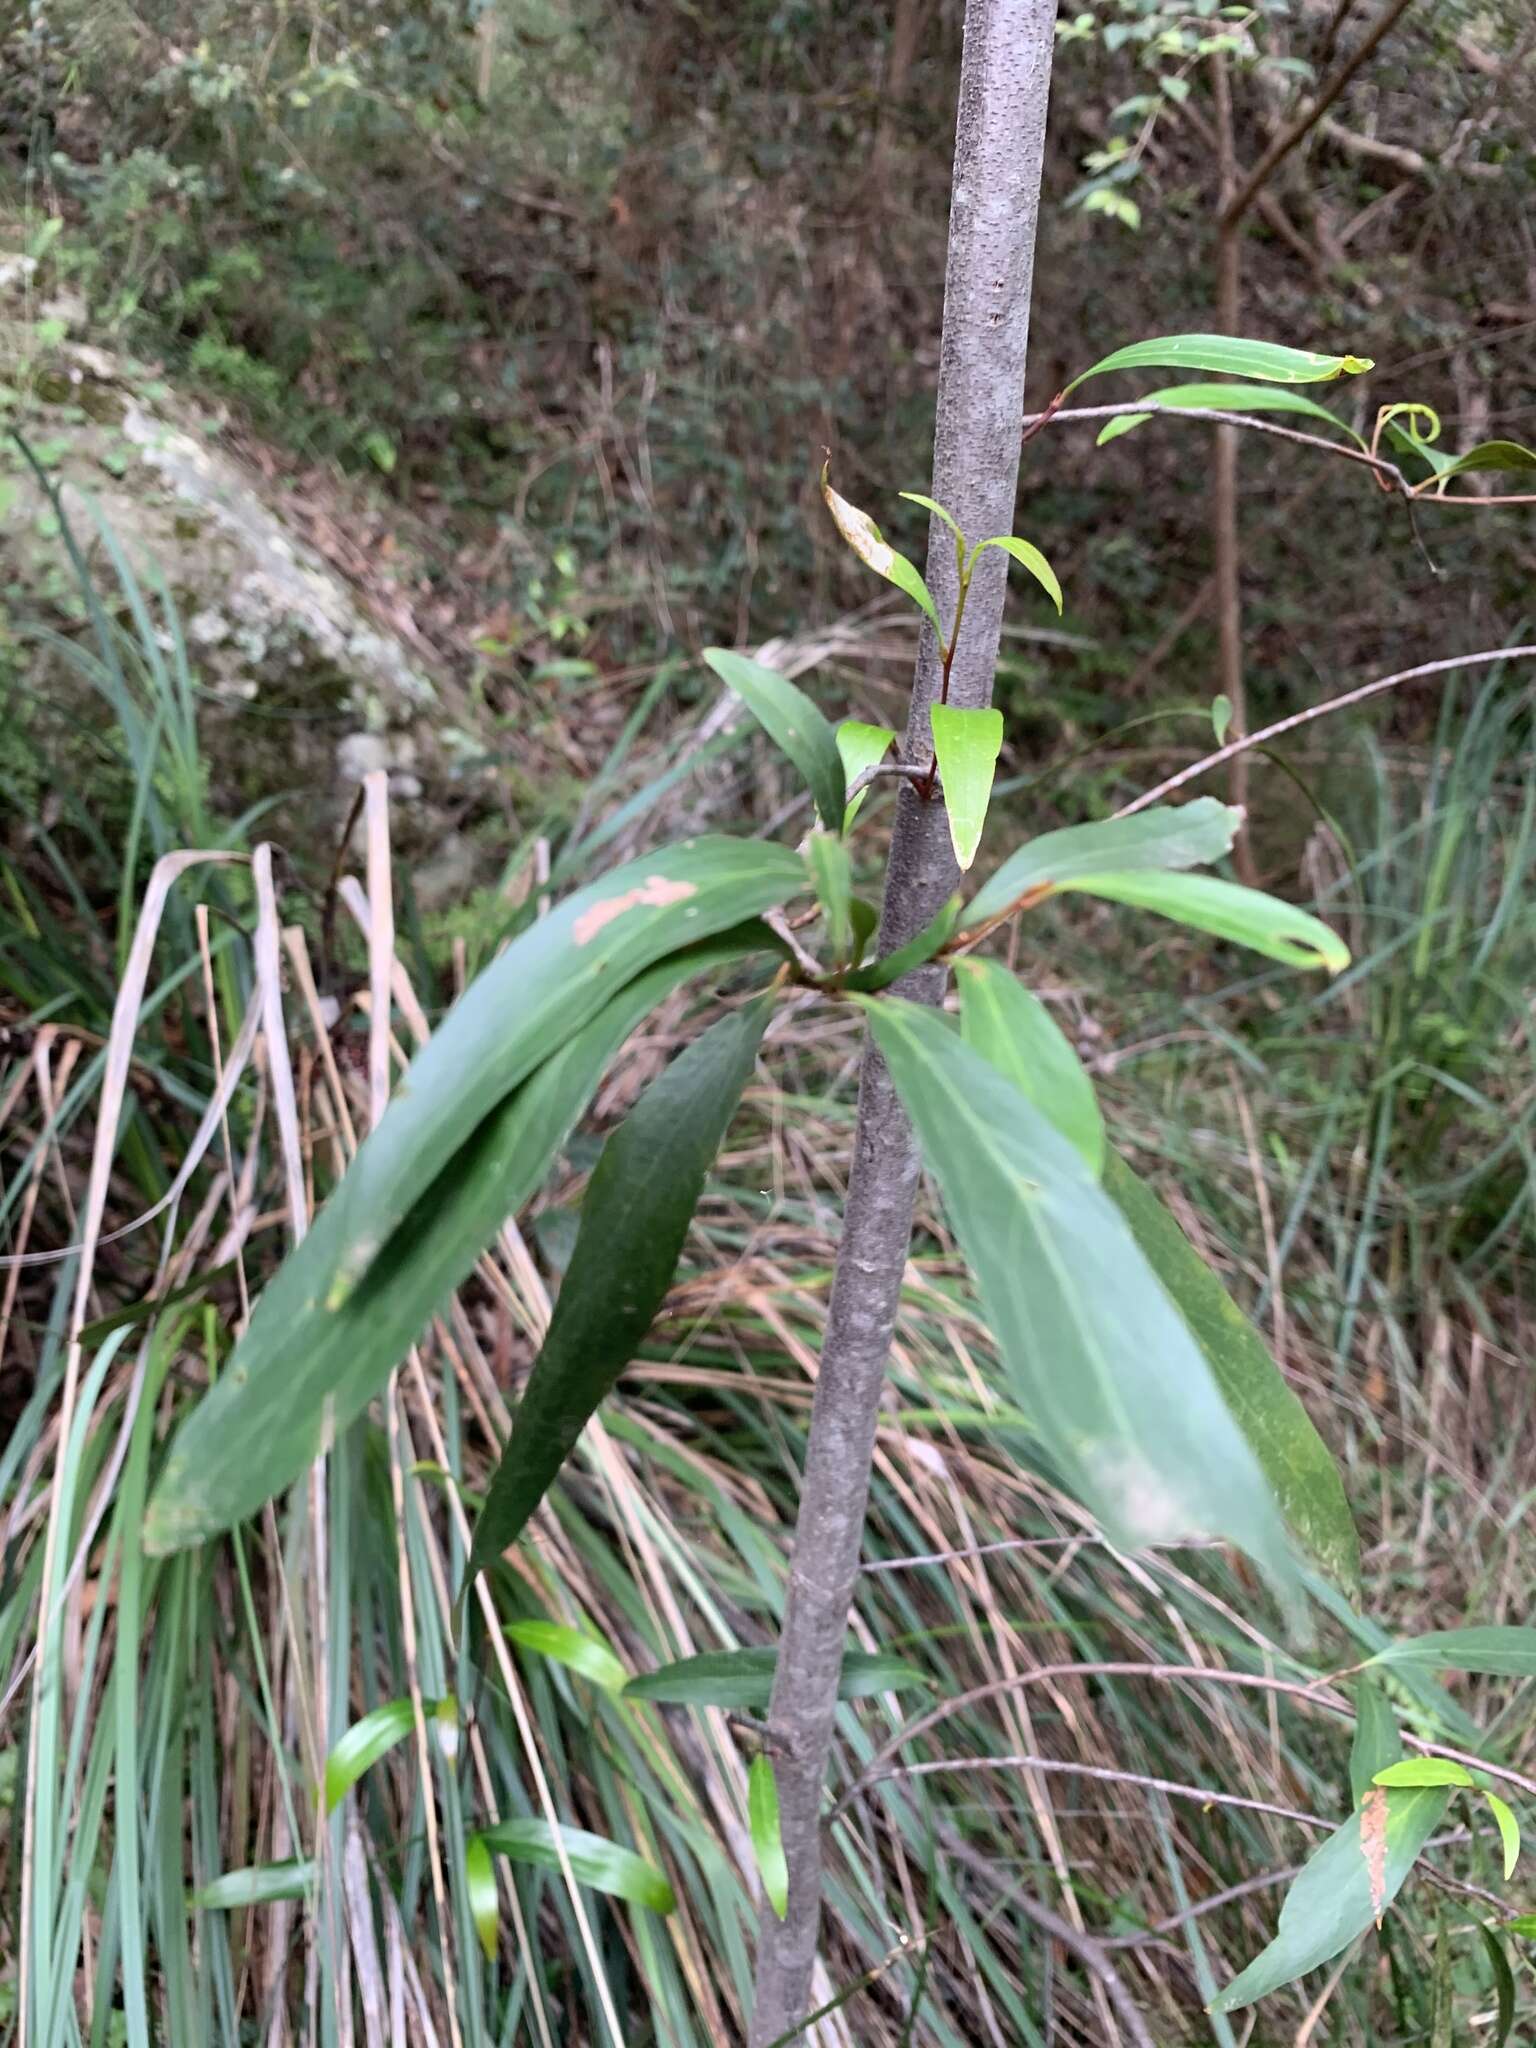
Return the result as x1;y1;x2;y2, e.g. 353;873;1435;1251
1062;872;1348;972
962;799;1242;931
1368;1627;1536;1680
623;1647;929;1710
844;895;961;992
848;896;879;969
466;1835;499;1962
1349;1680;1401;1804
1429;438;1536;485
190;1861;315;1909
1068;334;1373;393
474;1819;675;1913
749;1756;789;1920
504;1620;629;1696
836;721;897;829
1095;383;1366;449
955;959;1104;1174
466;996;772;1581
704;648;846;833
822;467;945;644
806;831;854;959
862;1000;1297;1600
930;705;1004;870
969;534;1063;613
145;925;776;1552
1104;1149;1358;1590
1480;1924;1517;2048
1211;1787;1450;2010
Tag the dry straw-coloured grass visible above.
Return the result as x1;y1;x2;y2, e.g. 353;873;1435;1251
4;580;1535;2043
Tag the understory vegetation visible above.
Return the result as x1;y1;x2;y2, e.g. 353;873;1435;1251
3;0;1536;2042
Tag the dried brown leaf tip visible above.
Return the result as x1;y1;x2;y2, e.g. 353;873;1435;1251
1360;1784;1390;1926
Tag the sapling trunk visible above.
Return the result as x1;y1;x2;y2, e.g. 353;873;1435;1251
747;4;1057;2038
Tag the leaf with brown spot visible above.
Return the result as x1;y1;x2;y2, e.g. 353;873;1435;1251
1360;1785;1390;1925
1212;1784;1451;2011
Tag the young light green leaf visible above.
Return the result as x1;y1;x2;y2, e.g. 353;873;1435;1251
898;490;965;542
1479;1923;1517;2048
703;647;846;832
1484;1793;1521;1879
1367;1627;1536;1679
1063;871;1349;972
325;1698;444;1813
1104;1149;1358;1590
860;999;1298;1603
844;894;961;992
504;1620;629;1697
930;704;1004;870
145;919;781;1554
624;1646;929;1710
1211;692;1233;744
1211;1786;1450;2010
1349;1680;1402;1804
190;1861;316;1910
749;1755;789;1920
466;995;772;1582
968;534;1063;613
1068;334;1374;393
465;1834;499;1962
805;830;854;959
822;465;945;644
962;798;1242;930
955;958;1104;1174
836;720;897;828
475;1819;675;1913
1372;1759;1477;1790
1094;382;1366;448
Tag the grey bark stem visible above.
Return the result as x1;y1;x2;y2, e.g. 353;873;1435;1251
747;5;1056;2040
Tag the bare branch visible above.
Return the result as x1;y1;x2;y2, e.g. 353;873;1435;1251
1117;644;1536;817
1220;0;1416;229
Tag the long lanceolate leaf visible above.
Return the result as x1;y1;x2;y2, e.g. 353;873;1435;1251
472;1819;676;1913
1104;1150;1359;1591
622;1647;929;1709
962;799;1242;930
145;927;779;1551
1067;334;1374;392
704;649;848;833
954;959;1355;1584
1211;1787;1450;2011
1094;383;1367;449
465;993;774;1583
1366;1626;1536;1679
861;999;1298;1604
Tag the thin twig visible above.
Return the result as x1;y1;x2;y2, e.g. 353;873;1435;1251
1019;400;1409;487
1116;644;1536;816
834;1659;1536;1823
1219;0;1416;228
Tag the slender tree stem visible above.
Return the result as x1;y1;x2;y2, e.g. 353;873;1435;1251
1211;50;1252;873
746;4;1056;2038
